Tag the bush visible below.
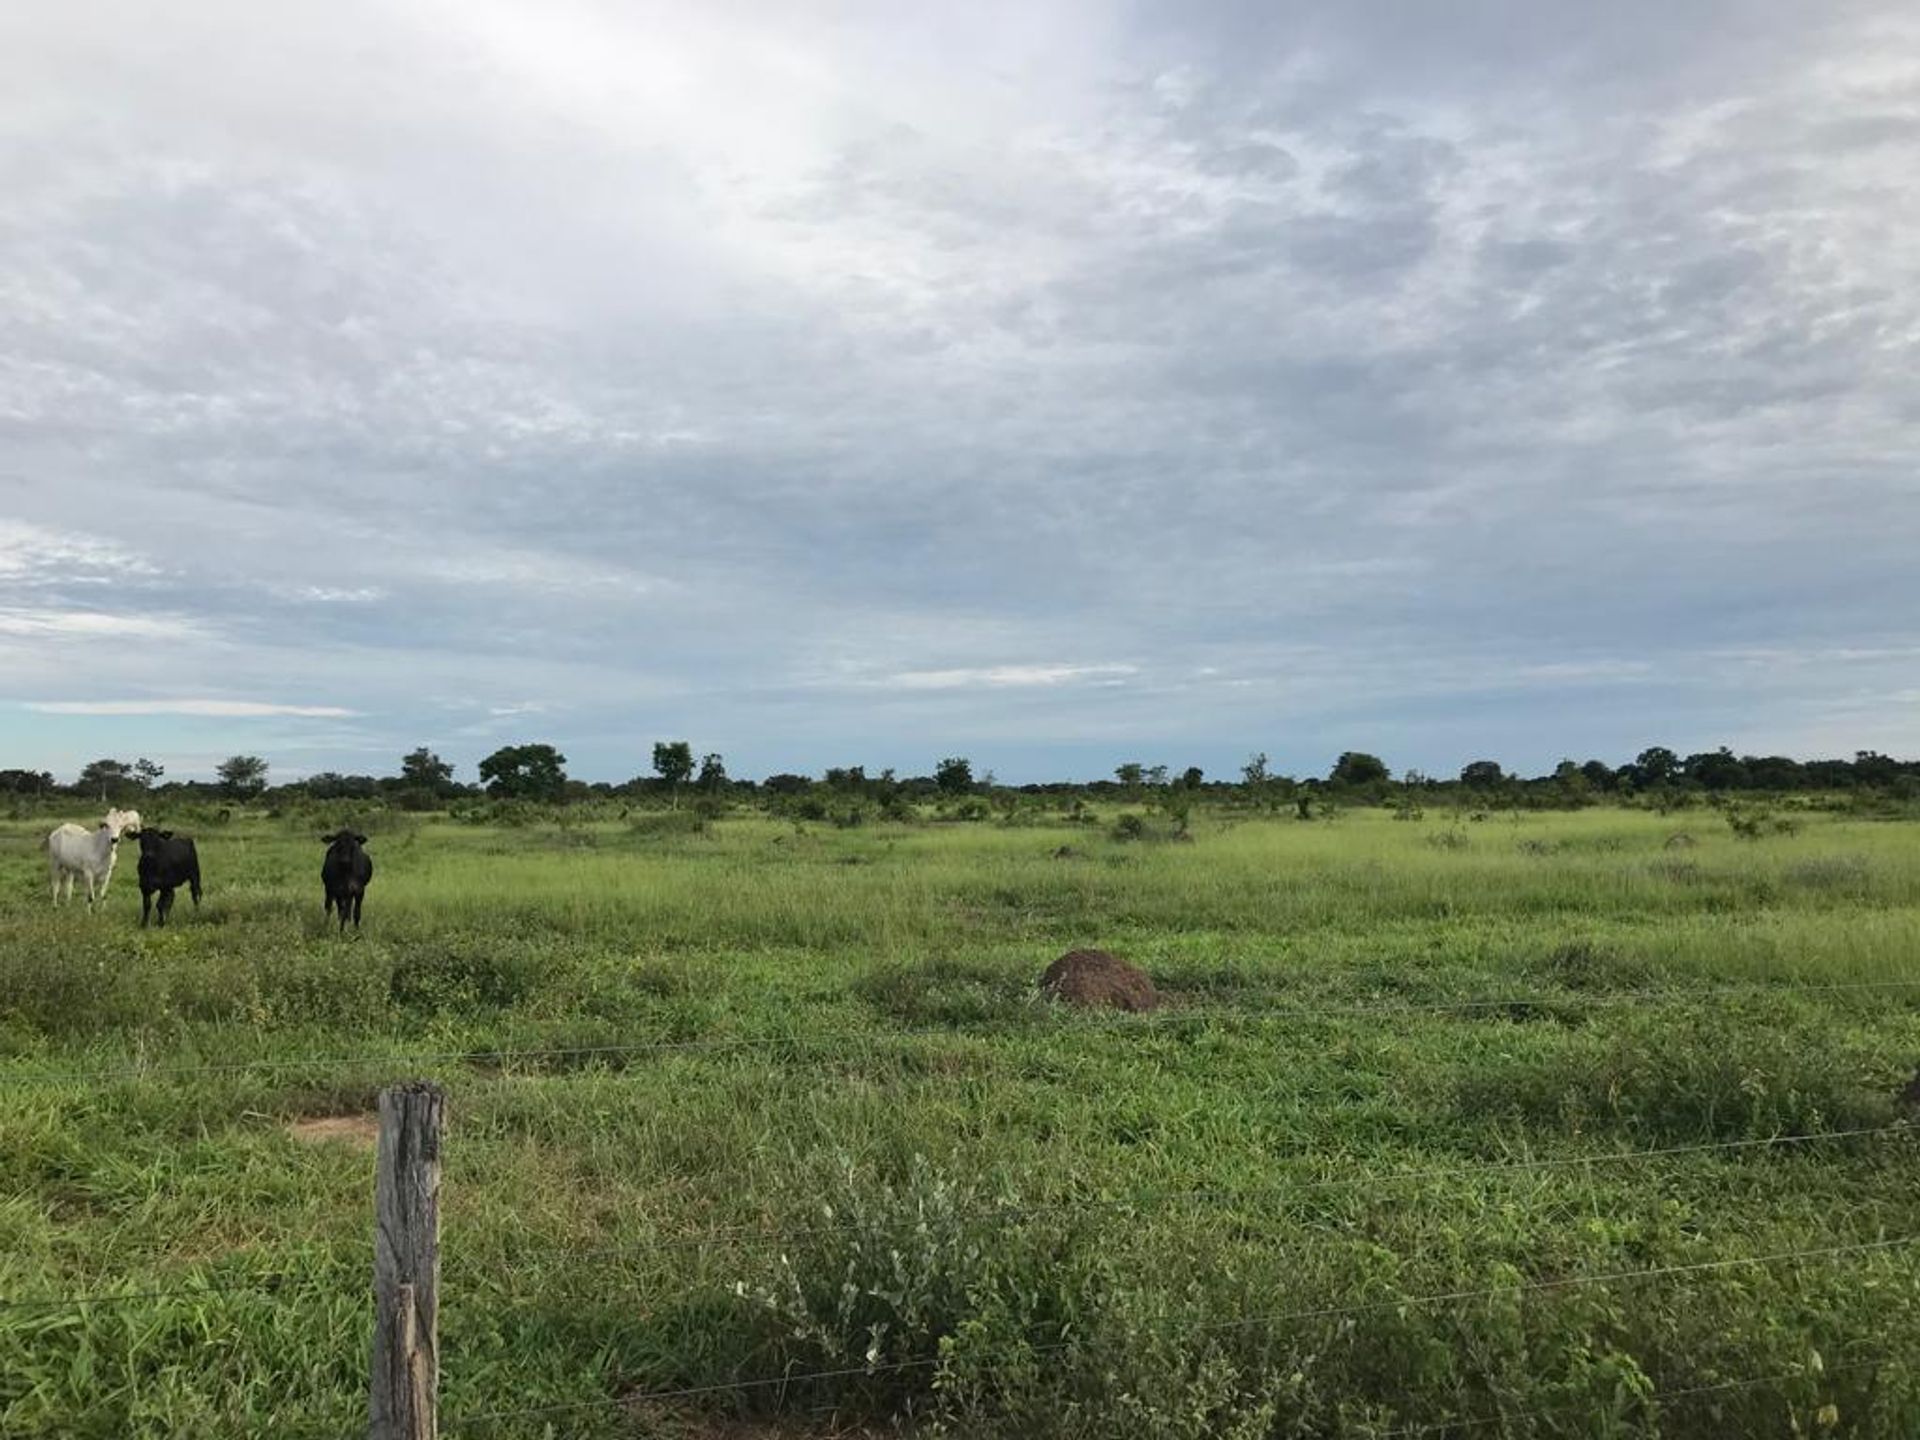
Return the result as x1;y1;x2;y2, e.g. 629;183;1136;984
387;941;550;1014
1455;1007;1897;1140
1725;806;1801;840
854;957;1034;1026
626;810;709;840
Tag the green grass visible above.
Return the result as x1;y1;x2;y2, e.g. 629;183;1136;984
2;806;1917;1436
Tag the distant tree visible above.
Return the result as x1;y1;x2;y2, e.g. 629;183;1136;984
1144;764;1170;788
1854;750;1900;787
1180;765;1205;789
78;758;134;798
1114;762;1145;797
1578;759;1617;791
0;768;55;795
697;753;727;793
133;758;165;789
217;755;269;800
1632;746;1679;787
401;747;455;789
1241;753;1270;788
763;772;812;796
824;765;867;790
307;772;378;800
1744;755;1803;789
1683;746;1749;791
652;740;695;808
478;744;567;801
1459;759;1506;789
934;757;973;795
1330;751;1389;786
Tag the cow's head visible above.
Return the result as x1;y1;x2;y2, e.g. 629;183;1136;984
136;829;173;855
322;829;369;850
105;808;142;838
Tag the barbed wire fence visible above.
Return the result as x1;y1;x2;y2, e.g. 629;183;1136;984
4;973;1917;1090
3;980;1917;1437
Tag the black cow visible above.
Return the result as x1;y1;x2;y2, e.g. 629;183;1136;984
321;830;373;931
136;829;202;927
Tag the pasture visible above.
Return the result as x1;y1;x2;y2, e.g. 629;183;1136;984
2;806;1918;1437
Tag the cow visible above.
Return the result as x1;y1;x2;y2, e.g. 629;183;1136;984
45;808;143;907
320;830;373;931
136;829;202;927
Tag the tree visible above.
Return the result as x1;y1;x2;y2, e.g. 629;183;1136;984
1854;750;1900;787
217;755;269;800
1241;753;1270;788
1114;762;1146;797
1578;759;1617;791
133;758;165;788
78;758;134;798
1330;751;1389;786
1631;746;1679;787
1459;760;1505;789
1745;755;1803;790
1180;765;1205;789
478;744;567;801
0;769;55;795
652;740;695;807
1683;746;1749;791
401;747;454;789
697;753;727;793
934;757;973;795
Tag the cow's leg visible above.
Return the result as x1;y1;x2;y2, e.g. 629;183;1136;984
158;888;174;926
140;889;153;927
84;872;98;909
351;891;363;929
49;863;61;906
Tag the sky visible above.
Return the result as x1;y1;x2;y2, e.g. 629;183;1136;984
2;1;1917;785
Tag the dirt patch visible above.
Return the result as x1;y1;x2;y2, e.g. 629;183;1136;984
287;1113;379;1148
1039;949;1160;1012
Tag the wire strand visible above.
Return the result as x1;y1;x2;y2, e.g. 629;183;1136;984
440;1233;1917;1430
5;976;1914;1090
465;1122;1910;1264
0;1272;314;1312
1375;1354;1890;1437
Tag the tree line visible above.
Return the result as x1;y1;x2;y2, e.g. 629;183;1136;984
3;742;1916;808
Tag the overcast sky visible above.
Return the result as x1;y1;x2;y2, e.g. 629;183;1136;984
3;2;1917;784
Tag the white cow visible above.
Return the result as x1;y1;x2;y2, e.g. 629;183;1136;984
45;808;143;908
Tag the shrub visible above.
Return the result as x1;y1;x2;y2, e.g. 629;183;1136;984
854;957;1033;1026
626;810;709;840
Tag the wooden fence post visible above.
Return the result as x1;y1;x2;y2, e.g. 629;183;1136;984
370;1081;444;1440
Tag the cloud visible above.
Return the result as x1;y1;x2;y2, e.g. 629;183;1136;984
0;521;159;584
886;664;1139;690
0;608;198;639
24;700;359;718
281;585;385;604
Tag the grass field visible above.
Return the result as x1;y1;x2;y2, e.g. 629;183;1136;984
2;805;1918;1437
